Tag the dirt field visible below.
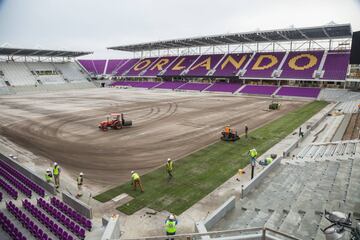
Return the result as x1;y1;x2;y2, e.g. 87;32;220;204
0;88;307;191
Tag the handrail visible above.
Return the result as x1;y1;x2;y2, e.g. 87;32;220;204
116;227;302;240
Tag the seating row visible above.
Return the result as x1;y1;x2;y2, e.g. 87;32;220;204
0;160;45;197
50;197;91;231
22;199;81;240
0;211;27;240
0;178;18;200
6;201;52;240
0;165;32;198
37;198;86;237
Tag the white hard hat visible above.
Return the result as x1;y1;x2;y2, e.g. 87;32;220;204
167;158;171;162
80;172;84;176
169;214;175;220
46;168;51;172
131;170;134;174
54;162;58;166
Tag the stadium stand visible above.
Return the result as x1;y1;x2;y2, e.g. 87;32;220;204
212;53;251;77
322;51;350;80
243;52;286;78
78;60;106;75
115;58;139;76
163;55;200;76
280;51;324;79
142;56;178;77
186;54;224;76
125;57;159;76
105;59;127;74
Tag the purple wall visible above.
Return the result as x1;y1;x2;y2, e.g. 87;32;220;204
205;83;242;93
240;85;278;95
280;51;324;79
276;86;320;98
163;55;199;76
244;52;286;78
322;52;350;80
186;54;224;76
154;81;186;90
143;56;178;77
213;53;251;77
177;82;211;91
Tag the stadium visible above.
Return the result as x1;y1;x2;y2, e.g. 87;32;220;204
0;1;360;240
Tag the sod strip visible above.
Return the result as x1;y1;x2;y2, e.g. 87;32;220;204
94;101;328;215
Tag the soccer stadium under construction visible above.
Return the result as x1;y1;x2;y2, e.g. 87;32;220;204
0;23;359;240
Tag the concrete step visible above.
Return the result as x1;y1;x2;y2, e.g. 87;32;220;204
278;209;305;235
264;209;289;230
296;211;323;239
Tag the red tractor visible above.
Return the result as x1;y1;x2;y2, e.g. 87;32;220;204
98;113;132;131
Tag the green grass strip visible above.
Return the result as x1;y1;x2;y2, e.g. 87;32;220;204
94;101;328;215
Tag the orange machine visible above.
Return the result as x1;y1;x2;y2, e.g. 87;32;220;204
98;113;132;131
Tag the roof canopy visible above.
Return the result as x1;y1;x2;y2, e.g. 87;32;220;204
108;24;352;52
0;47;92;57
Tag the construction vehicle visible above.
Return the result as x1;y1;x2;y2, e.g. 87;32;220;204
98;113;132;131
269;95;280;110
221;126;240;142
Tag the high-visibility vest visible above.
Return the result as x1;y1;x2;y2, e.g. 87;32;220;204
249;149;257;158
266;157;273;164
53;166;60;176
45;173;52;182
225;127;230;133
165;220;177;234
77;176;83;185
131;173;140;181
166;161;173;171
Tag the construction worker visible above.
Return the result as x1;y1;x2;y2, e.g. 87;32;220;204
225;125;230;135
53;162;61;189
165;214;178;239
76;172;84;198
166;158;173;181
131;171;144;193
248;148;258;179
259;156;273;166
245;124;249;138
45;169;52;183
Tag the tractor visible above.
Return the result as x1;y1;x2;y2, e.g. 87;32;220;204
98;113;132;131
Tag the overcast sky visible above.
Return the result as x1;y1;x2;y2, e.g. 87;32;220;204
0;0;359;59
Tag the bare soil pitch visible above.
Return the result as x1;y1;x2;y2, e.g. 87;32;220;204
0;88;306;191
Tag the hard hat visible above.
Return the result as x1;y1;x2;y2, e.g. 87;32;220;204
54;162;58;166
167;158;171;162
131;170;134;174
46;168;51;172
169;214;175;220
80;172;84;176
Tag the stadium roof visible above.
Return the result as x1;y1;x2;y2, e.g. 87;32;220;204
108;23;352;52
0;47;92;57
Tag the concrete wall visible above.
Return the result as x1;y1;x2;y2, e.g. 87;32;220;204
62;192;93;219
203;196;236;230
241;157;282;198
0;153;56;195
101;214;121;240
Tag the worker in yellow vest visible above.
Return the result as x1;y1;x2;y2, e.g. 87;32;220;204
45;169;52;183
53;162;61;189
248;148;258;179
165;214;178;239
166;158;174;181
131;171;144;193
76;172;84;198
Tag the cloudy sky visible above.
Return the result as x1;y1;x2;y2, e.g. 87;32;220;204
0;0;359;58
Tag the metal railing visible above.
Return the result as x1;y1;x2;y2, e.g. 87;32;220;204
116;227;302;240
